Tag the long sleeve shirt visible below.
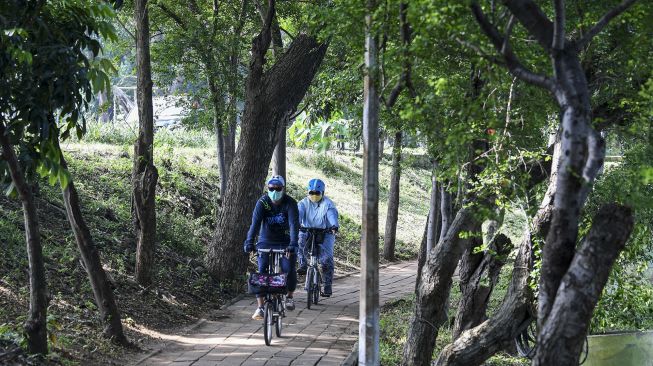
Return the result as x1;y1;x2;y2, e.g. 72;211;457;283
244;194;299;249
297;196;339;229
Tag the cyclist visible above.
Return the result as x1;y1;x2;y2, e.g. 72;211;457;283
243;175;299;320
297;178;339;297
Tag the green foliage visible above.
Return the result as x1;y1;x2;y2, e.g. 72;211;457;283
0;0;117;190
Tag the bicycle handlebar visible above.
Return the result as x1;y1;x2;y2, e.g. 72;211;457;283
256;248;287;254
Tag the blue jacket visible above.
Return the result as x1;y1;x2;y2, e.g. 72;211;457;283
298;196;339;229
244;194;299;249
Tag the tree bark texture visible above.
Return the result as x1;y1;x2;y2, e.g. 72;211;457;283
133;0;159;287
401;208;475;366
0;126;48;354
452;220;511;340
534;204;633;366
382;131;402;261
56;150;128;344
205;1;328;285
360;0;380;362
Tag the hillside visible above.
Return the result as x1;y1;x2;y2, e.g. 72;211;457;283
0;132;429;365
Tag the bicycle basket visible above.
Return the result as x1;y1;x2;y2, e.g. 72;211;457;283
247;272;288;294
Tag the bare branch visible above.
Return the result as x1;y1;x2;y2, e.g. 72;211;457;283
576;0;638;49
553;0;565;50
471;2;557;92
279;26;296;41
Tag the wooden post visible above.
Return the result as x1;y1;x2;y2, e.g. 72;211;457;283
360;0;380;363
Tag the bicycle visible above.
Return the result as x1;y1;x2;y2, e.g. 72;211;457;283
301;228;328;309
248;248;287;346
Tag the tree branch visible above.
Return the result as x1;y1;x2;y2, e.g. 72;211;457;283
156;3;188;31
501;0;554;50
576;0;638;49
471;2;557;93
552;0;565;50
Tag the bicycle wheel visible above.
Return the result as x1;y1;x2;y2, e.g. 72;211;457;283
313;271;320;305
306;267;314;309
263;301;273;346
275;297;283;337
515;319;537;359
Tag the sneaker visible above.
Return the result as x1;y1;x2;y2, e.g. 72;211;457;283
251;307;264;320
297;266;307;275
285;297;295;311
322;285;332;297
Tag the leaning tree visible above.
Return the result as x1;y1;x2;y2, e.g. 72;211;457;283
205;0;328;285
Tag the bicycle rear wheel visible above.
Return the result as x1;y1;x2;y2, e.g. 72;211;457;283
275;297;283;337
306;267;314;309
263;301;273;346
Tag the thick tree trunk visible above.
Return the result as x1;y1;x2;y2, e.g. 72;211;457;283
58;151;128;344
382;131;402;261
133;0;158;287
452;219;510;340
538;52;605;333
534;204;633;366
360;0;380;362
205;2;328;285
0;127;48;354
401;208;475;366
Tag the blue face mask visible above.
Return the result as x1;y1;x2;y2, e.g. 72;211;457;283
268;190;284;202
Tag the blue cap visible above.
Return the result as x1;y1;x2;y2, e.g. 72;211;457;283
267;175;285;186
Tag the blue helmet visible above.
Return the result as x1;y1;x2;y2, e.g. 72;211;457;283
307;178;325;194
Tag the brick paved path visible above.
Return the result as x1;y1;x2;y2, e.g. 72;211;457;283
134;261;417;366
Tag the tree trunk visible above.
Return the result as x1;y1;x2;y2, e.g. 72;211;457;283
452;219;510;340
426;163;441;252
359;0;380;362
534;204;633;365
271;116;287;178
58;151;128;344
438;183;452;243
401;208;475;366
538;52;605;335
382;131;402;261
378;129;385;158
0;127;48;355
133;0;159;287
209;79;228;197
415;211;429;292
205;2;328;285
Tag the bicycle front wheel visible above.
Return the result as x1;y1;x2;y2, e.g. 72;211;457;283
263;301;273;346
306;268;314;309
313;271;320;305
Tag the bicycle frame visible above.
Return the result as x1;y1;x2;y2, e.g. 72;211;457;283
302;228;327;308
